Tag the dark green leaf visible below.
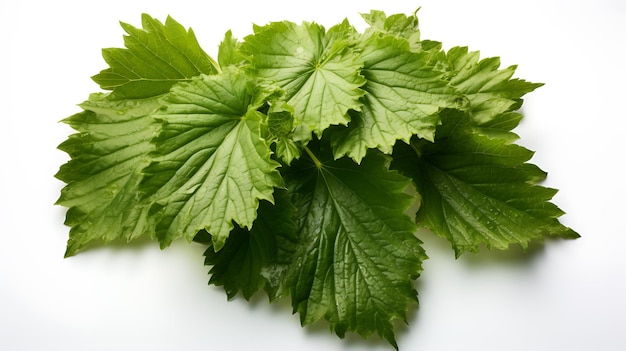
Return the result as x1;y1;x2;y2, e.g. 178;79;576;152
282;140;425;348
392;109;578;256
202;190;298;300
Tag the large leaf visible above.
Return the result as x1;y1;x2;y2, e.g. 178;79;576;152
241;20;366;141
92;14;219;100
330;34;465;162
140;69;284;250
56;94;161;256
391;109;579;256
282;140;425;348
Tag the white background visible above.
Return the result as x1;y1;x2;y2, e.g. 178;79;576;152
1;0;625;350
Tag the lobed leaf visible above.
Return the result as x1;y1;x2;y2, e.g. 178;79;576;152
361;9;443;65
391;109;579;256
330;34;465;163
241;20;366;141
266;101;302;165
441;46;543;123
55;11;580;349
92;14;219;100
140;68;284;250
56;94;161;256
361;9;420;51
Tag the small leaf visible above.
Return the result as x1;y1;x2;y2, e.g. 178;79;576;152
218;30;245;68
361;9;442;61
361;9;420;49
267;101;301;165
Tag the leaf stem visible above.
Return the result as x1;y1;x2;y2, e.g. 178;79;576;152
303;145;323;169
409;138;423;159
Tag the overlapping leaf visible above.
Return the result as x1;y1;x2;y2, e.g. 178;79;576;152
241;20;366;141
282;141;425;348
140;69;284;250
360;9;441;57
199;190;298;300
361;9;421;46
330;34;465;162
56;11;580;349
93;14;219;100
391;109;578;256
441;46;543;123
56;94;161;256
266;101;301;164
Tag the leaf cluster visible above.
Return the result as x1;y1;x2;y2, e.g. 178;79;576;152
56;10;578;348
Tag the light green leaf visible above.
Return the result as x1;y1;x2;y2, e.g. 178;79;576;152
92;14;219;100
362;9;420;44
330;34;465;163
391;109;579;257
442;46;543;123
140;69;284;250
266;101;301;165
217;30;245;68
360;9;442;61
282;140;425;348
56;94;161;256
241;20;366;141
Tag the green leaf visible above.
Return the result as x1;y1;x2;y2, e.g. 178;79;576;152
282;140;425;348
266;101;301;165
361;9;442;61
391;109;579;257
140;68;284;250
92;14;219;100
441;47;543;123
56;94;161;256
330;34;465;163
217;30;245;68
241;20;366;141
201;190;298;300
362;9;420;43
56;10;581;348
475;111;524;142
